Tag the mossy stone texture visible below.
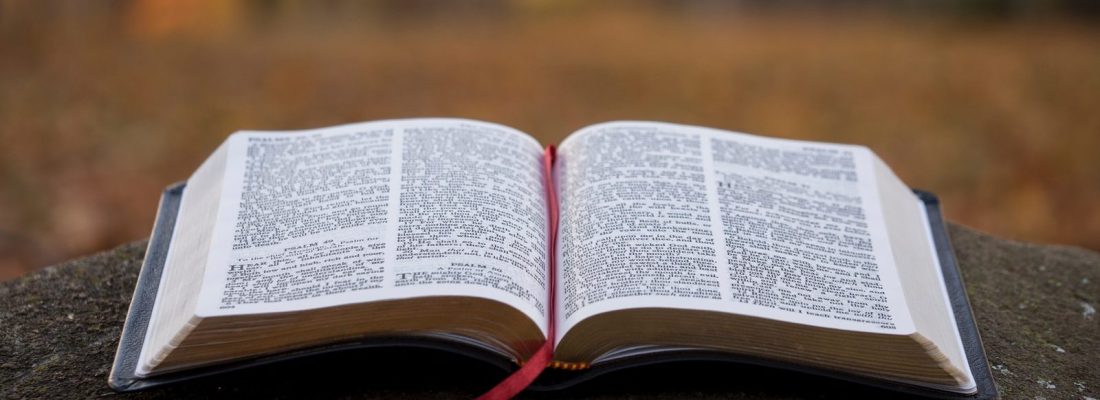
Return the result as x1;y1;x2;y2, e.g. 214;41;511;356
1;225;1097;399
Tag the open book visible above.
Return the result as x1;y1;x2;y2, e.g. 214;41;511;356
110;119;995;398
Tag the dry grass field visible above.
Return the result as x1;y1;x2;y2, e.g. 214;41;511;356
1;1;1098;280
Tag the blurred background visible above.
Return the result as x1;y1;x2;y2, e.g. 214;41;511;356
1;0;1098;281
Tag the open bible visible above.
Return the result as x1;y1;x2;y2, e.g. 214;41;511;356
110;119;996;398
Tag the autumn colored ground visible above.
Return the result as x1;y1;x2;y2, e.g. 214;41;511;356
1;2;1098;280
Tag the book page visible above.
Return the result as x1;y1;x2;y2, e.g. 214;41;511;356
555;122;914;343
194;119;549;335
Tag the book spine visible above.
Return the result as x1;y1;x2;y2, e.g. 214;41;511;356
476;145;561;399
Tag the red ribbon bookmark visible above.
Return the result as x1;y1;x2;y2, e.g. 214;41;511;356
476;146;559;400
475;342;553;400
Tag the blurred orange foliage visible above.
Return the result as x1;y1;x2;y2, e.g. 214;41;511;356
0;1;1098;280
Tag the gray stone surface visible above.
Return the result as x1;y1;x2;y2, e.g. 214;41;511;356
1;224;1098;399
